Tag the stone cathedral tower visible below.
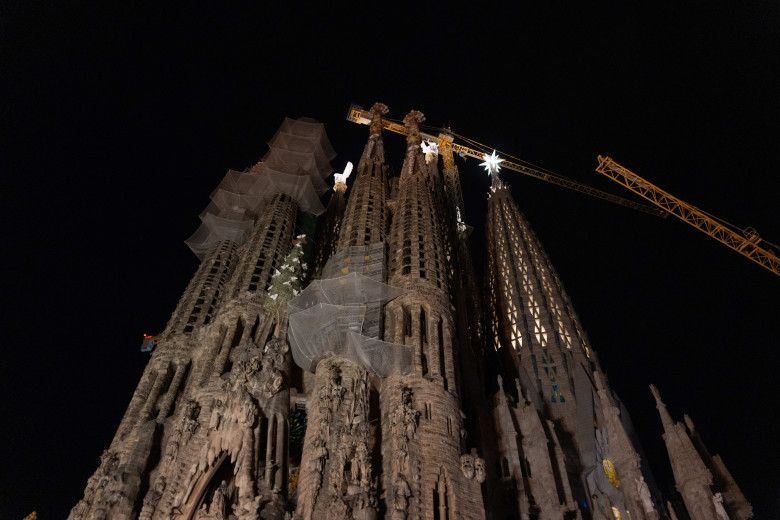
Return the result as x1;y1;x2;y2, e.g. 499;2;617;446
71;104;752;520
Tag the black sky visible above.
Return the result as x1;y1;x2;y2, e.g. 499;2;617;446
1;2;779;518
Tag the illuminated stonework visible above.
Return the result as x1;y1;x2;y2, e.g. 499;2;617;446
69;105;752;520
603;458;621;488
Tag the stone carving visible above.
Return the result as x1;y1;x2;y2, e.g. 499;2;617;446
474;456;486;484
326;497;350;520
209;398;226;431
713;492;729;520
328;365;346;410
392;473;411;516
401;388;419;440
460;449;485;483
70;449;120;520
179;382;261;519
308;435;329;506
460;453;475;479
164;428;183;466
193;481;230;520
328;448;346;497
389;386;420;477
255;337;287;398
636;476;654;513
139;476;166;520
181;399;201;444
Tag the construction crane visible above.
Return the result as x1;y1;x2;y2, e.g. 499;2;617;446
596;156;780;277
347;104;667;219
346;104;779;277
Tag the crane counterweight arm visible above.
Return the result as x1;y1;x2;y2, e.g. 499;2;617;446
596;156;780;277
347;105;666;218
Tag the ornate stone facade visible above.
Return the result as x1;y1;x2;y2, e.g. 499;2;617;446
71;106;752;520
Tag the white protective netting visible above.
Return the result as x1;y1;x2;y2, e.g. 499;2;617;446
185;117;335;260
264;117;337;196
287;249;413;377
186;167;327;259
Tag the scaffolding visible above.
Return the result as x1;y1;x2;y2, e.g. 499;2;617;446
287;245;413;377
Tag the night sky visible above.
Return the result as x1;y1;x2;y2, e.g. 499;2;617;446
2;3;779;518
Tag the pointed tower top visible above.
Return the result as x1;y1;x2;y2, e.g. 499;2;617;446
480;150;505;189
369;102;389;135
403;110;425;146
683;413;696;434
649;383;662;404
650;384;675;428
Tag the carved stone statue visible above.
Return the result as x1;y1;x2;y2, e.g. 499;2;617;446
139;475;166;520
329;365;345;410
164;428;182;465
393;474;411;513
400;388;419;440
209;399;225;431
713;492;729;520
460;453;475;479
210;480;228;519
636;475;654;513
306;435;329;510
474;456;486;484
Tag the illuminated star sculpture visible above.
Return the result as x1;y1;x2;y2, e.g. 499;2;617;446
333;161;354;186
480;150;504;187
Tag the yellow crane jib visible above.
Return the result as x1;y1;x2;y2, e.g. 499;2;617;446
347;104;666;218
596;156;780;277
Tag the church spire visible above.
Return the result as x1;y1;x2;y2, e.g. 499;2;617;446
650;384;718;520
650;384;675;430
336;102;390;251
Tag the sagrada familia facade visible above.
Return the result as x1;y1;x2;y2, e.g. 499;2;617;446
69;104;753;520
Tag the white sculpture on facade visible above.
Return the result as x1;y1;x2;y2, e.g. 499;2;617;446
333;161;354;186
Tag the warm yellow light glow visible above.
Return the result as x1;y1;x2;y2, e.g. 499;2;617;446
603;459;620;488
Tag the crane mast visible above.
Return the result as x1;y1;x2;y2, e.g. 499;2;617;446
596;156;780;277
347;104;666;218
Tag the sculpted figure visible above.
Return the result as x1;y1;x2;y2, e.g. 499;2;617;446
262;367;283;397
355;442;370;487
210;480;228;518
209;399;225;431
164;428;182;465
400;387;419;440
319;392;332;423
394;440;409;475
195;503;209;519
139;476;166;520
393;474;411;512
474;456;486;484
636;476;654;512
460;453;475;479
328;450;345;497
98;450;119;482
329;365;345;410
311;436;328;473
713;492;729;520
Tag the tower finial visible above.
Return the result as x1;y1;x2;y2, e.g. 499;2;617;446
369;102;389;135
480;150;505;189
683;414;696;434
333;161;353;192
650;384;674;428
649;384;662;405
403;110;425;146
